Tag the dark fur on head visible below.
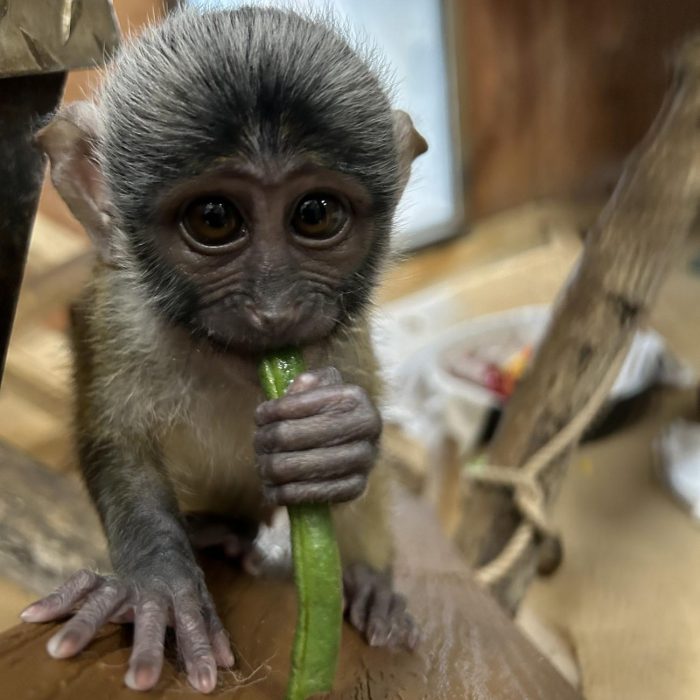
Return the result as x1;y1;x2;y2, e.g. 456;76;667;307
98;6;401;331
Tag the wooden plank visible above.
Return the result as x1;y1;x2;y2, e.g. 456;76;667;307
379;201;587;303
0;389;68;470
0;579;34;633
457;0;700;217
4;327;72;397
0;442;107;594
12;250;92;332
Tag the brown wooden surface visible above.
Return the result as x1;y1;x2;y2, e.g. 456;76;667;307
457;0;700;217
455;36;700;609
0;459;579;699
0;441;107;595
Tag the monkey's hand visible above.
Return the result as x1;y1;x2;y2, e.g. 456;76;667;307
21;565;233;694
254;367;381;505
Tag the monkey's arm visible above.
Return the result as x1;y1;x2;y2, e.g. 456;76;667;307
254;365;417;649
21;434;233;694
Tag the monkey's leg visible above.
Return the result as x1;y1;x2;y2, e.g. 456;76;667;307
254;366;418;650
21;439;234;694
334;476;419;650
342;562;419;650
186;512;259;559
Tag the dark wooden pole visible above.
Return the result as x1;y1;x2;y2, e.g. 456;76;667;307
0;73;66;381
0;0;119;383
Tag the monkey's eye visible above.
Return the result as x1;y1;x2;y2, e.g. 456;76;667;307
292;193;347;241
180;197;243;246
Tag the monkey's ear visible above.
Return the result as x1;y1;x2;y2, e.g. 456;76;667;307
393;110;428;195
36;101;114;263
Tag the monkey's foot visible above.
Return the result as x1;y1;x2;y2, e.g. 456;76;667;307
343;562;419;650
186;513;258;560
20;568;233;694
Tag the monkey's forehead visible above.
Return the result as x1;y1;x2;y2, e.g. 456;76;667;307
99;7;400;226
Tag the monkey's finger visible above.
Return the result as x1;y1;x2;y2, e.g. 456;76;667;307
174;601;218;693
201;599;235;668
346;577;373;633
286;367;342;394
258;443;374;485
21;569;102;623
366;585;393;647
211;628;235;668
46;581;128;658
255;384;362;425
255;408;380;453
382;594;416;651
390;601;420;651
124;598;168;692
266;474;367;506
402;618;421;651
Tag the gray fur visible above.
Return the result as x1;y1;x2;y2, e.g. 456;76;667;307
100;5;400;233
25;8;417;689
96;5;401;325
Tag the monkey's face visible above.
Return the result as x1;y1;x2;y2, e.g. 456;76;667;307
37;9;427;357
149;160;381;353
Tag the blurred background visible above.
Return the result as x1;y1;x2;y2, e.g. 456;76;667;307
7;0;700;471
2;2;700;699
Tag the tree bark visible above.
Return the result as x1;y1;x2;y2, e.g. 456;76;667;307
455;36;700;610
0;441;108;595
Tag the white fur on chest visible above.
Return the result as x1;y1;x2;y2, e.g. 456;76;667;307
110;308;375;520
161;363;265;518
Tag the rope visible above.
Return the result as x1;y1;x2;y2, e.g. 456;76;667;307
469;341;632;587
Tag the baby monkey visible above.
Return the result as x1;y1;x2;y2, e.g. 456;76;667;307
22;6;427;694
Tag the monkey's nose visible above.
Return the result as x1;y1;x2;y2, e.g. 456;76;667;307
245;303;297;333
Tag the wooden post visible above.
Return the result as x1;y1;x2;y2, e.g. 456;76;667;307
0;0;119;382
454;36;700;610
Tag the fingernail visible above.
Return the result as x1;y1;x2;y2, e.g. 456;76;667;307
220;648;235;667
368;625;387;647
124;667;141;691
409;628;421;649
125;663;158;691
47;631;78;658
219;643;236;668
47;633;66;658
193;665;216;693
20;603;41;622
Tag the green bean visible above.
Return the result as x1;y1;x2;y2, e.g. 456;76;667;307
258;348;343;700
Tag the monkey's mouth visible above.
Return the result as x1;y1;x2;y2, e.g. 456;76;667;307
194;304;338;356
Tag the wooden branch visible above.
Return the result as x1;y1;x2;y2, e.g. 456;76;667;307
0;451;580;698
454;36;700;610
0;441;108;595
